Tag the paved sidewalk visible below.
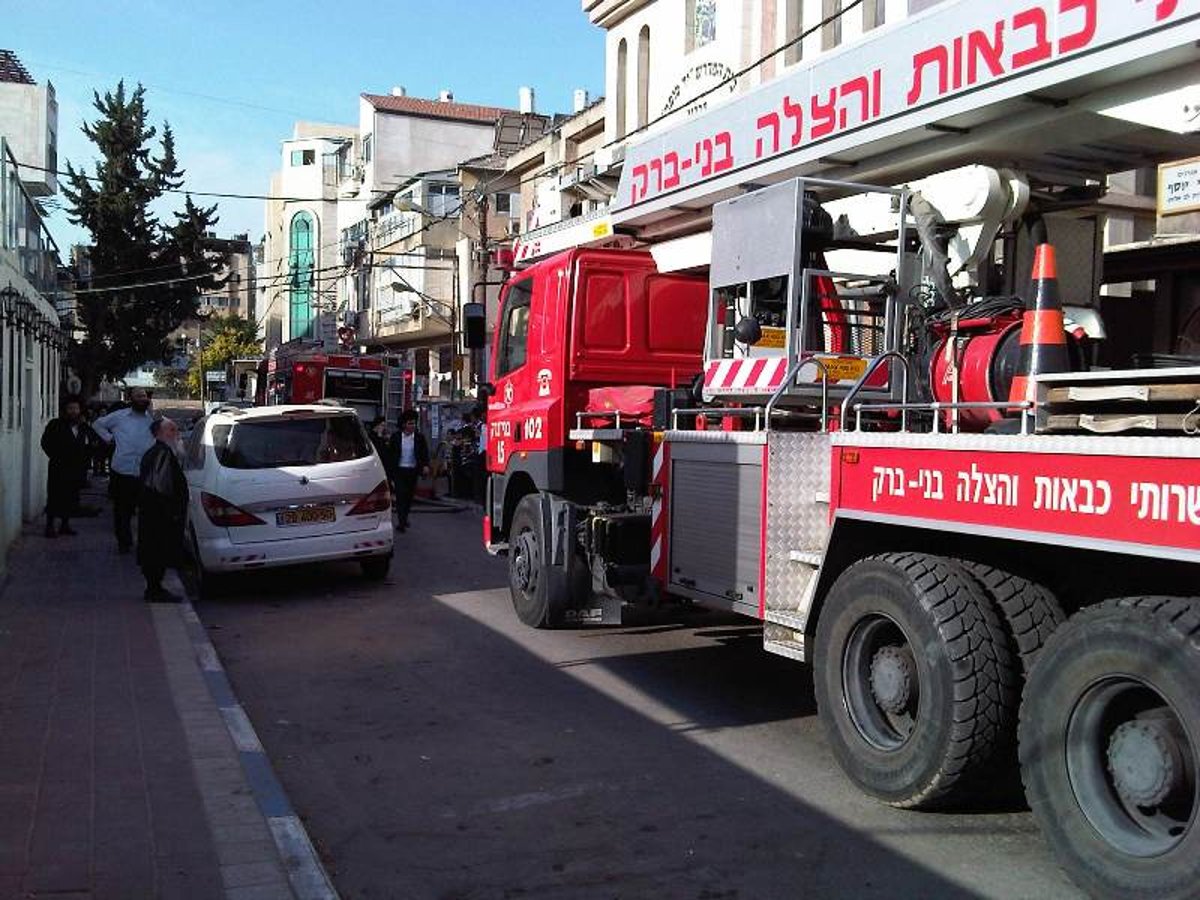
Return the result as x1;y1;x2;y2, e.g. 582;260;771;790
0;484;297;900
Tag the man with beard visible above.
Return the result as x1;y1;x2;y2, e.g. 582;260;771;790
137;417;188;603
39;395;94;537
94;388;156;553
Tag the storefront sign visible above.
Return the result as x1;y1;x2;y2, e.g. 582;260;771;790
1159;155;1200;216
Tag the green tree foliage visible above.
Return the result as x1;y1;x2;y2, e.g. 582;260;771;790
63;82;225;394
152;365;189;397
186;313;262;395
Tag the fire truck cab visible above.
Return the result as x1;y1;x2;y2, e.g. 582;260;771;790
484;3;1200;897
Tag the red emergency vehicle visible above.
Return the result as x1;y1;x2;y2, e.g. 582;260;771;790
482;3;1200;897
264;341;409;421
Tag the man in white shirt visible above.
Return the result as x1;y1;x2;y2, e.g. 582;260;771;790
386;410;429;532
93;388;156;553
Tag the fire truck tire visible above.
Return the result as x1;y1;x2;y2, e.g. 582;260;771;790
1019;597;1200;900
813;552;1016;809
508;494;567;629
957;562;1064;676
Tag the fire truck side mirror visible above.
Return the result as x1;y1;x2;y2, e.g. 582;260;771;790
462;302;486;350
478;382;496;400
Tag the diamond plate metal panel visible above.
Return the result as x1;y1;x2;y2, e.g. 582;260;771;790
764;433;833;619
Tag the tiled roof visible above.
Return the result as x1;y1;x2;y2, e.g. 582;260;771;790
362;93;512;124
0;50;34;85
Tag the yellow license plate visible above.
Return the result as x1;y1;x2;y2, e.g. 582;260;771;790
276;506;336;527
814;356;869;382
755;327;787;349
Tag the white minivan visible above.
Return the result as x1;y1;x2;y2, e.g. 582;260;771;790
184;404;393;586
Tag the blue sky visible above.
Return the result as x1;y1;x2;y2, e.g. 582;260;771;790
7;0;605;250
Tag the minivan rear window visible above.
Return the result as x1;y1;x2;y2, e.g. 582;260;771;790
216;415;371;469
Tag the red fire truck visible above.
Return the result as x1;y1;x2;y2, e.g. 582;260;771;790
263;341;412;422
482;3;1200;897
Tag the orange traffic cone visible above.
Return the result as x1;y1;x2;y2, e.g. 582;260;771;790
1008;242;1069;410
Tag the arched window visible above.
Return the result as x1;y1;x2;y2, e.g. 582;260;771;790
637;26;651;130
615;38;628;139
288;212;315;340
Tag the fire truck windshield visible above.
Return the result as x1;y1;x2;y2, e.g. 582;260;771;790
324;370;384;404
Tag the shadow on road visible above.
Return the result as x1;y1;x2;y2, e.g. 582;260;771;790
191;513;1049;899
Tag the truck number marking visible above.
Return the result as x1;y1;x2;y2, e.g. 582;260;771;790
524;417;544;441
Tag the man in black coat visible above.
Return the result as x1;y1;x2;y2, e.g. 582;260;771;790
137;417;189;603
40;395;94;537
387;409;430;532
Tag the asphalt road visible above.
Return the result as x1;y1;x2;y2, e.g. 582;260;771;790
196;505;1083;900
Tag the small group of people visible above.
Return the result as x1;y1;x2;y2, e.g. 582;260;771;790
446;410;487;505
368;410;430;532
41;387;189;603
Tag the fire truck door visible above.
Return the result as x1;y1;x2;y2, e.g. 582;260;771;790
489;276;535;473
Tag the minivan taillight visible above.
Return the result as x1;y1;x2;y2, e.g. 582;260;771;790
201;492;266;527
348;480;391;516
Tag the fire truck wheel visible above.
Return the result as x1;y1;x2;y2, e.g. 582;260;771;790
508;494;566;629
1019;597;1200;900
813;552;1016;809
957;563;1064;677
954;563;1065;795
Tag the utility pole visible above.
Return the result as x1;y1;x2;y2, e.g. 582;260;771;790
194;317;203;401
476;193;489;395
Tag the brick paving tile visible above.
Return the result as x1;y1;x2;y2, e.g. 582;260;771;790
0;486;292;899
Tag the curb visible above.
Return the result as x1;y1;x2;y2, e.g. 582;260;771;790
168;574;340;900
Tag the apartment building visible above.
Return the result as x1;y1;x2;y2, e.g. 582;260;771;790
0;49;57;197
0;134;67;573
261;121;359;349
262;92;511;356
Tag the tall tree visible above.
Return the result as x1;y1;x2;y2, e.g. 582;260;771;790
63;81;224;394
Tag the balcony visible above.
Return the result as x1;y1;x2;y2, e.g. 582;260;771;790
1;138;60;299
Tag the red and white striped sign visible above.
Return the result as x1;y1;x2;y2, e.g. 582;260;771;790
703;358;788;396
649;439;670;585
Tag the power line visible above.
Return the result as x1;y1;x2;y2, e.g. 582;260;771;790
17;160;327;203
20;158;462;204
23;59;319;121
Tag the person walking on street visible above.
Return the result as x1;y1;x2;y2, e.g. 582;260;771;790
368;416;395;474
40;395;93;537
387;409;429;532
137;418;188;603
93;389;156;553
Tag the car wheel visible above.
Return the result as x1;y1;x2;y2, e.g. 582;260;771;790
1020;597;1200;900
813;552;1017;809
361;556;391;581
189;531;225;600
